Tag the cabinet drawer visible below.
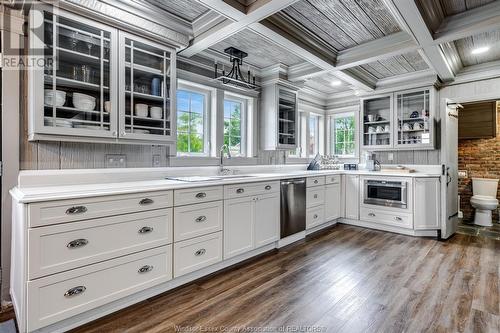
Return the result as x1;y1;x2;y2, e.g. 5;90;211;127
173;232;222;278
360;208;413;229
307;186;325;208
307;176;325;187
325;175;341;185
174;186;223;206
26;246;172;331
28;191;173;227
306;205;325;229
224;181;279;199
174;201;223;242
27;209;172;279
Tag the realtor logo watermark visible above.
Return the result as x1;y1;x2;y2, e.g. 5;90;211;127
1;1;59;71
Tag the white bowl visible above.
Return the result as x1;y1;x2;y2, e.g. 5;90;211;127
44;89;66;107
150;106;163;119
73;92;96;111
135;104;149;118
104;101;111;113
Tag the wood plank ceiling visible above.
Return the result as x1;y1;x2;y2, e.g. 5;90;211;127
278;0;401;52
358;51;429;79
304;74;351;94
209;29;305;68
438;0;496;16
454;30;500;66
144;0;209;22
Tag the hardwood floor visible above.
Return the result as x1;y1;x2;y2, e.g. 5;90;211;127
70;224;500;333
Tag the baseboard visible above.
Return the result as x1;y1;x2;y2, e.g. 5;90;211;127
339;218;438;237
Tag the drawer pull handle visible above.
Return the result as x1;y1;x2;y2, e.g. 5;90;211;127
138;265;154;274
265;185;272;190
195;216;207;223
313;214;318;219
236;188;245;194
67;239;88;249
195;248;206;256
195;192;207;199
368;213;376;217
65;206;87;215
138;226;154;234
139;198;154;205
314;194;318;199
64;286;86;298
314;180;318;184
395;217;403;221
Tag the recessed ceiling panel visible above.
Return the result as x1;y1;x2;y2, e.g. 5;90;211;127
359;51;429;79
304;73;351;94
438;0;496;16
209;29;304;68
278;0;401;52
145;0;209;22
454;30;500;66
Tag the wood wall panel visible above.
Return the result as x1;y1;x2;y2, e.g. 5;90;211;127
458;101;497;139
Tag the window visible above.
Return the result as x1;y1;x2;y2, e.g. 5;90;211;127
177;90;207;155
330;112;356;157
224;98;244;156
309;114;320;157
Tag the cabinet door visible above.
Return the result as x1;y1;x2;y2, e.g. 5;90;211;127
223;197;254;259
361;94;393;150
254;193;280;248
394;88;435;149
414;178;440;230
30;6;118;139
345;175;359;220
119;32;176;142
325;183;341;221
277;87;298;149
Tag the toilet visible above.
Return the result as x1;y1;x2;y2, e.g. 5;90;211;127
470;178;499;227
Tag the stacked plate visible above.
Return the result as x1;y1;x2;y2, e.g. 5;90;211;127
44;117;73;128
73;92;96;111
44;90;66;107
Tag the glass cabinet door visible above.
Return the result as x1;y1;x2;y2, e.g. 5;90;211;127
39;9;117;137
120;33;175;142
277;88;297;148
395;89;432;147
362;95;393;149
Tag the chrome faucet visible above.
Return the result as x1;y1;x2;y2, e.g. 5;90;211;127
219;144;232;175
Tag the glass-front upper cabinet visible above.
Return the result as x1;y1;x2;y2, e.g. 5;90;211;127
119;32;176;142
361;94;393;150
29;6;118;139
394;88;435;148
277;88;297;148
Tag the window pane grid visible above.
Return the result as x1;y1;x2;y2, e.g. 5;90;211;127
224;100;242;155
177;90;205;154
332;115;355;157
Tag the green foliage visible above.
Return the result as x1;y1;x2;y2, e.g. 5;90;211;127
333;116;355;156
224;101;242;154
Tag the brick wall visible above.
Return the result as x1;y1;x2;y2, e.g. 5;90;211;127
458;102;500;223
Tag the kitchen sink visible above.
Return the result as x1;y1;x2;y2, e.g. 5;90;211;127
211;175;257;179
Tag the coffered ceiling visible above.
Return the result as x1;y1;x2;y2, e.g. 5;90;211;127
130;0;500;98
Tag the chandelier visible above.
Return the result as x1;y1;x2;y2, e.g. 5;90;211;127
214;47;259;90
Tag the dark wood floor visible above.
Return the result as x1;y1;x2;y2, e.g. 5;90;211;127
67;224;499;333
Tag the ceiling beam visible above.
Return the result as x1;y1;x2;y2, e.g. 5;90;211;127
383;0;455;82
249;22;376;91
179;0;299;57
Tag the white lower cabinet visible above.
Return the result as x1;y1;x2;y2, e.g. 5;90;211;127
360;207;413;229
306;205;325;229
414;178;441;230
26;246;172;331
173;232;223;278
224;192;280;259
344;175;360;220
173;201;223;242
324;183;341;221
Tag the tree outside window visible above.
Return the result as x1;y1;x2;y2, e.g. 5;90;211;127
177;90;206;155
332;114;355;157
224;100;242;155
309;114;319;157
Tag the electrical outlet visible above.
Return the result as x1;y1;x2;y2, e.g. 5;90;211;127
388;153;394;161
152;154;161;167
458;170;468;178
105;154;127;168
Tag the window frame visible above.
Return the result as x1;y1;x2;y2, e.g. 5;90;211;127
176;82;211;157
287;108;324;161
223;92;252;158
327;106;360;160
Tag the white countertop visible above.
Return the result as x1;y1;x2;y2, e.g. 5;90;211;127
11;168;441;203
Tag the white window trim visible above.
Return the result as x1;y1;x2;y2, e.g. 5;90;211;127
287;111;325;163
224;91;256;158
176;81;213;157
326;105;360;161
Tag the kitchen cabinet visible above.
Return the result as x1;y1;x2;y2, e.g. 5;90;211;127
261;83;299;150
344;175;360;220
223;193;280;259
414;178;441;230
360;87;437;150
325;183;341;221
29;6;176;145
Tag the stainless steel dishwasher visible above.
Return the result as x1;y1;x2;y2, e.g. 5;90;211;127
280;178;306;238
